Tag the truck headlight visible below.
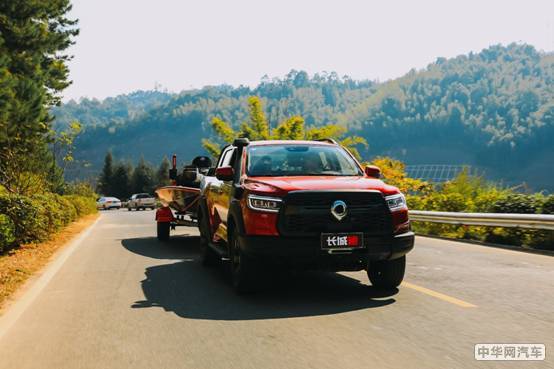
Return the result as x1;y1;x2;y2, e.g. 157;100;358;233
247;194;282;213
385;194;407;212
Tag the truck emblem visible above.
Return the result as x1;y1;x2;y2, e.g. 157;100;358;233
331;200;347;221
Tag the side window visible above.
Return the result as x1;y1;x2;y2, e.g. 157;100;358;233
219;148;236;168
217;148;232;168
226;149;237;168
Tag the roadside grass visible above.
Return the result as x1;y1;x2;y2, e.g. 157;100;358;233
0;213;99;312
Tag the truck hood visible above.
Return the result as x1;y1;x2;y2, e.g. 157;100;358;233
245;176;399;196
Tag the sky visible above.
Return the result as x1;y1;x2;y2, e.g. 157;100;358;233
63;0;554;101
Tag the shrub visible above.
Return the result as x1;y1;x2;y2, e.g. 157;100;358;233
0;192;97;251
0;214;16;253
542;195;554;214
64;195;97;216
65;182;97;198
54;195;78;225
490;194;542;214
424;192;468;212
0;193;41;247
407;169;552;249
473;189;508;212
406;195;424;210
29;194;64;241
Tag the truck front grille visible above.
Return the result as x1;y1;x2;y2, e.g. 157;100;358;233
278;191;393;237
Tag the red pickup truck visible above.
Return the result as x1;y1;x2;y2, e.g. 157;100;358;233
197;138;414;293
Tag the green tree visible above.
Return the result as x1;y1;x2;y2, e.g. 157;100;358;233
0;0;79;193
202;96;367;159
48;121;82;193
111;162;133;200
98;152;114;195
51;121;82;173
156;156;170;188
131;157;155;194
240;96;270;140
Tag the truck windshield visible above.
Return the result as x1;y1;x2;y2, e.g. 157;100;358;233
247;144;362;177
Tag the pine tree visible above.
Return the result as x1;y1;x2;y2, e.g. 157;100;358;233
111;162;133;200
98;152;114;195
156;156;170;188
0;0;79;193
131;157;154;194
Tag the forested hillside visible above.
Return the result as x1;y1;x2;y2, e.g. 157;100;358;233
347;44;554;190
58;44;554;190
52;90;173;130
65;71;376;179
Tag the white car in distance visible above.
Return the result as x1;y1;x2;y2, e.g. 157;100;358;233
96;197;122;210
127;193;156;211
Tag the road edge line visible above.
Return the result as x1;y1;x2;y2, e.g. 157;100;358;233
0;215;102;340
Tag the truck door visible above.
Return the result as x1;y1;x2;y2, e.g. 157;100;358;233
211;147;236;241
218;148;237;233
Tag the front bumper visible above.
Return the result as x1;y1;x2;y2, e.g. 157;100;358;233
237;231;414;271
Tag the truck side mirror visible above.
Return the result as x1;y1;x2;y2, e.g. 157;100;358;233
365;165;381;178
215;166;234;181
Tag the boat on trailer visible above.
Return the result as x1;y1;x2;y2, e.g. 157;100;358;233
154;155;213;239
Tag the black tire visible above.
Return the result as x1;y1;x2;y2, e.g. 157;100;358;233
367;256;406;289
128;207;131;211
157;222;170;241
229;224;259;294
198;204;219;267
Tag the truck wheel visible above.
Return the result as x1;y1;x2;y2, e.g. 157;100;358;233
128;207;131;211
157;222;170;241
198;205;218;267
367;256;406;289
229;225;258;294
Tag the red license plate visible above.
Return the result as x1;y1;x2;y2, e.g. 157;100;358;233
321;233;363;249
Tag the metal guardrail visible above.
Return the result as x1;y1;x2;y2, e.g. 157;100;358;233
409;211;554;231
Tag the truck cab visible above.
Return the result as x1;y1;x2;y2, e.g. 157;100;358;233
198;138;415;293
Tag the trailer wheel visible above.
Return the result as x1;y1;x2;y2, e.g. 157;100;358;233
157;222;170;241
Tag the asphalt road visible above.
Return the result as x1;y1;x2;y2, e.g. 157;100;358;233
0;210;552;369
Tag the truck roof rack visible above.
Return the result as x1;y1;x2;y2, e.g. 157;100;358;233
315;138;339;145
